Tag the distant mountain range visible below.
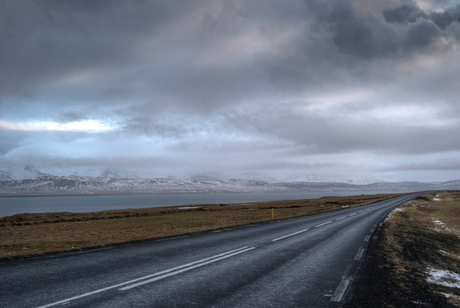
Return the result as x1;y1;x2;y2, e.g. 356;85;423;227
0;166;458;196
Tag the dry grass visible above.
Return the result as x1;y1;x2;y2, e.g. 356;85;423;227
0;193;399;259
381;191;460;306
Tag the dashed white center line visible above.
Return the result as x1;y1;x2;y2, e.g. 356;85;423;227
364;235;370;242
348;213;357;217
354;248;365;260
335;216;347;221
315;221;332;227
272;228;309;242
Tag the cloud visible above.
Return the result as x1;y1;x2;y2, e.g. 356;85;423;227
406;19;442;49
55;110;88;123
219;101;460;155
0;154;179;170
384;3;460;30
381;158;460;171
383;4;426;23
1;0;459;181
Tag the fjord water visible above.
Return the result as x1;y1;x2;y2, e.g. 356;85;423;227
0;191;404;217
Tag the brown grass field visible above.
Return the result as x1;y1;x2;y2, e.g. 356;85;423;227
346;191;460;307
0;193;400;259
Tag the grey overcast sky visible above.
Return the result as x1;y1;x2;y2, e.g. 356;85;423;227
1;0;459;182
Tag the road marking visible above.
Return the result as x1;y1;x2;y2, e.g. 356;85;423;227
335;216;347;221
315;221;332;227
120;247;255;290
348;213;357;217
331;276;351;302
354;248;364;260
370;228;375;233
157;235;189;242
35;246;253;308
364;235;370;242
272;228;309;242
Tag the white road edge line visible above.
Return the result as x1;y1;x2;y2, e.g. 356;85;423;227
120;247;255;290
364;235;370;242
335;216;347;221
354;248;365;260
272;228;309;242
331;276;351;302
35;246;252;308
315;221;332;228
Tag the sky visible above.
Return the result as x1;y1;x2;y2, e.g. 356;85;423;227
1;0;460;182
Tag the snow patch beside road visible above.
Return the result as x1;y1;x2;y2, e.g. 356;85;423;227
426;267;460;288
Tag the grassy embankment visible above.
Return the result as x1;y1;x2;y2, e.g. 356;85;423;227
347;191;460;307
0;193;401;259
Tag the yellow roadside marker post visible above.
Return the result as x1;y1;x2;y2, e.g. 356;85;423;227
397;212;400;223
272;208;275;220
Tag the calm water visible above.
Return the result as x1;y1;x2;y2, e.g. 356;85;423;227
0;191;405;217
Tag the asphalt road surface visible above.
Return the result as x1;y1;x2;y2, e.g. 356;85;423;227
1;192;424;307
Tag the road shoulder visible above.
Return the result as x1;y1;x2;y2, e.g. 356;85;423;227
344;191;460;307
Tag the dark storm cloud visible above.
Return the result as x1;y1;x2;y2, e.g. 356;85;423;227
1;0;457;108
327;1;457;59
332;11;399;58
0;0;194;98
384;3;460;30
406;19;442;49
430;5;460;30
383;4;426;23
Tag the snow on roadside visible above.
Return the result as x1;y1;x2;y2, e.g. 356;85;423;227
384;207;403;222
432;219;460;238
442;293;460;301
426;267;460;288
433;220;446;226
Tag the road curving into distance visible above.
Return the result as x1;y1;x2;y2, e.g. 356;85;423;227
0;192;425;307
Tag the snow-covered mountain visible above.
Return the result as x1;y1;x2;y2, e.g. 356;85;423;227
0;165;458;196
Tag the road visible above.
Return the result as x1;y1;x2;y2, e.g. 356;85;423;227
1;192;424;307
